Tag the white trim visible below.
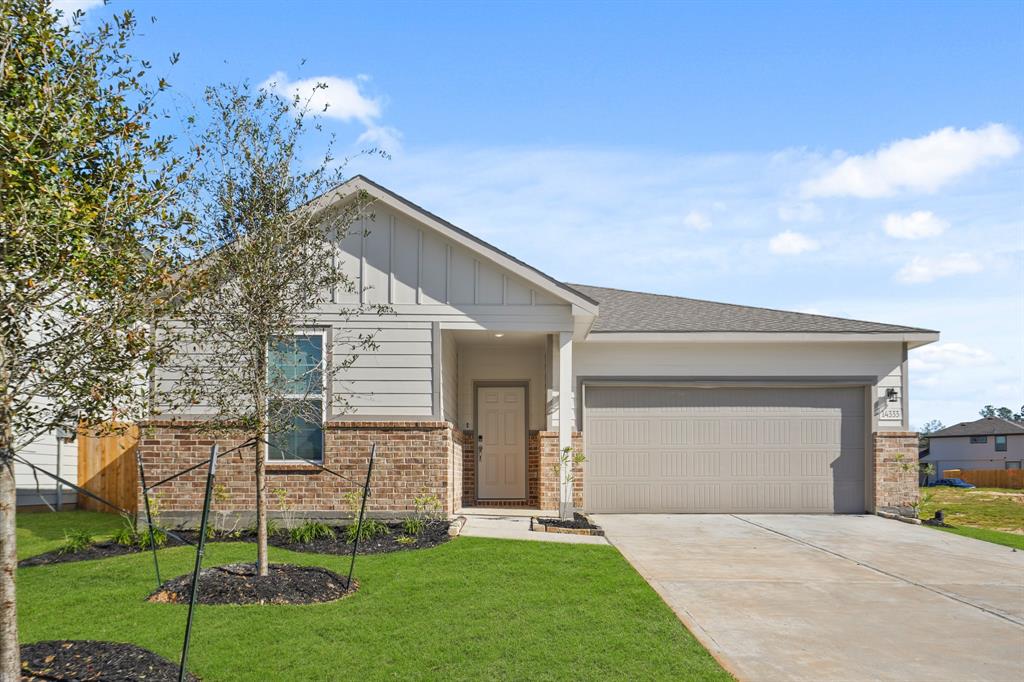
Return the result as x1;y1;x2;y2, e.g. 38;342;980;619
266;331;327;464
583;331;940;347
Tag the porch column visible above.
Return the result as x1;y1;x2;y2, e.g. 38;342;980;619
558;331;573;515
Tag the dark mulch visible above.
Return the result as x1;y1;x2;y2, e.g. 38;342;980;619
148;562;356;605
268;520;450;555
536;513;601;530
20;520;450;568
21;640;196;681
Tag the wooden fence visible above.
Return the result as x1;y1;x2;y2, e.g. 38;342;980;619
77;422;139;513
942;468;1024;490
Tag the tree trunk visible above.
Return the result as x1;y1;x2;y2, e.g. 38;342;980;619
255;432;268;576
0;415;19;680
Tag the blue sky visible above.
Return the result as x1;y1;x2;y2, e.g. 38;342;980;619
63;0;1024;427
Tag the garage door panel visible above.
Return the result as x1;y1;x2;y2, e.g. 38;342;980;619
584;386;866;514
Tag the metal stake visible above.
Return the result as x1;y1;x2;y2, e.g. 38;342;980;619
346;443;376;590
137;449;162;587
179;444;219;682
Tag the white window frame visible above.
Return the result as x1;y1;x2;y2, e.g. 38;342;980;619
969;435;988;445
995;435;1008;452
266;330;327;464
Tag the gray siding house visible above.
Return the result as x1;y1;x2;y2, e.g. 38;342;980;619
141;176;939;520
923;417;1024;480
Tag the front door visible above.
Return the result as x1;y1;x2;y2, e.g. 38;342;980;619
477;385;527;499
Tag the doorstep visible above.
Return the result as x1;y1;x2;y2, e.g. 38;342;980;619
459;513;608;545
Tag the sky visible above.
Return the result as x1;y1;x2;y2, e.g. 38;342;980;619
58;0;1024;428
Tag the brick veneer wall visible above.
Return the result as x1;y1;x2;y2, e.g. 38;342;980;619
137;420;458;525
460;430;542;508
872;431;920;517
536;431;584;511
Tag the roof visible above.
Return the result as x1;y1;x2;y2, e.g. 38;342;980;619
569;283;937;334
928;417;1024;439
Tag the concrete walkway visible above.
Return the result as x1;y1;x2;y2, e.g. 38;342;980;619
594;514;1024;682
458;512;608;545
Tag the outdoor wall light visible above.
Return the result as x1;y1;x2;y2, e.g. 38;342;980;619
494;333;505;338
886;388;899;403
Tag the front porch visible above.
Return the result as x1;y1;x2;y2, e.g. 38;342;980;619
441;330;581;513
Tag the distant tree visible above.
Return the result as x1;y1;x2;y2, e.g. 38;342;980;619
164;80;388;577
978;405;1024;423
0;2;191;676
917;419;945;451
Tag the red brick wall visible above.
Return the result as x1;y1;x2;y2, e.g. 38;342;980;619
537;432;584;511
137;420;457;521
872;431;920;517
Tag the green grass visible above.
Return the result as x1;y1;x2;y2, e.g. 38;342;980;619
929;525;1024;550
16;510;125;560
919;486;1024;548
15;514;729;681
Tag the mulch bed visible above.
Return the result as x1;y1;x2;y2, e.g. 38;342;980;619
148;562;356;606
21;640;197;681
536;513;600;530
20;520;450;568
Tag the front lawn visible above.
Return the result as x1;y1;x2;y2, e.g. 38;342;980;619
16;509;125;559
919;486;1024;549
16;512;730;681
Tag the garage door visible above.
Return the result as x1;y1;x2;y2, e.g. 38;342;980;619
583;386;866;513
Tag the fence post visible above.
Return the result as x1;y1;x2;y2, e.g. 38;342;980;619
346;443;376;590
178;443;219;682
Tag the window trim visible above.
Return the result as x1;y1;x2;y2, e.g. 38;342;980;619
266;331;327;464
995;435;1007;452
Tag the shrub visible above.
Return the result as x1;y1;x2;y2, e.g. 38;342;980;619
402;517;425;537
137;526;168;549
289;521;335;544
58;529;94;555
345;517;389;544
113;515;138;546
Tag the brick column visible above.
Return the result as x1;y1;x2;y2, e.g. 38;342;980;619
872;431;919;517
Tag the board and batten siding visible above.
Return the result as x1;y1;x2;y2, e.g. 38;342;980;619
156;204;572;421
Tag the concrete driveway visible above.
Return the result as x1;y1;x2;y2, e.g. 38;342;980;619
594;514;1024;682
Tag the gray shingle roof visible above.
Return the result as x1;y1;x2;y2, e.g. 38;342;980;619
929;417;1024;438
570;283;937;334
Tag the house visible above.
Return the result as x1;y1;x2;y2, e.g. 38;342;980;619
139;176;939;523
921;417;1024;481
14;399;77;510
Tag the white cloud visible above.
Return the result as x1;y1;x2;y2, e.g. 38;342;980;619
683;210;712;230
910;342;996;373
777;202;822;223
895;253;982;284
768;230;819;255
801;124;1020;198
883;210;948;239
49;0;102;26
261;71;401;152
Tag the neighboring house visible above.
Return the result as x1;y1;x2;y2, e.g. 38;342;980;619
15;401;77;510
140;176;938;522
921;417;1024;481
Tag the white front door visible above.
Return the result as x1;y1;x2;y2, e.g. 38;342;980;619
477;385;527;499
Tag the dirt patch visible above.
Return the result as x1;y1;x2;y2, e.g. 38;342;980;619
148;562;356;605
532;513;604;536
21;639;196;681
20;520;450;568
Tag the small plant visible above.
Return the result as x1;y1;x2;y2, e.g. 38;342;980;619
58;529;94;555
266;518;281;537
396;535;416;546
289;520;336;544
273;487;297;531
402;517;425;537
138;526;168;549
551;446;586;520
345;517;389;544
113;514;139;546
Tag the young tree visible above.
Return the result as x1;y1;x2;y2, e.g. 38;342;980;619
165;81;387;576
0;1;191;675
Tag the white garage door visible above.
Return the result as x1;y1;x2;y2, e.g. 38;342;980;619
583;386;866;513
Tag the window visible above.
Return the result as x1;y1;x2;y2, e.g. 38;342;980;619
267;334;324;463
1006;461;1021;470
995;435;1007;452
969;436;988;444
